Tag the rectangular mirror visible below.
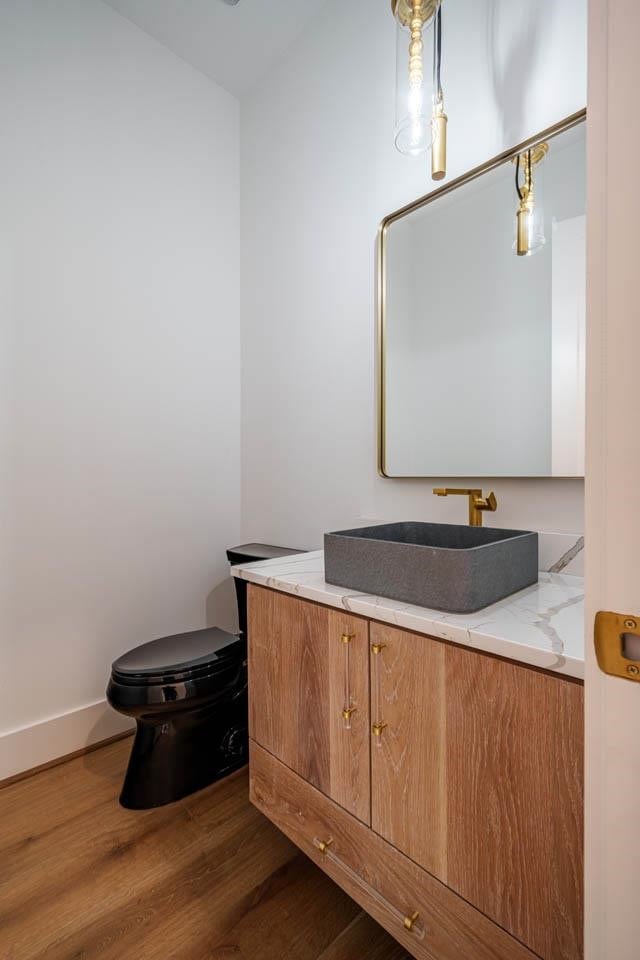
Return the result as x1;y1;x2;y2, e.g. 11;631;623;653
378;111;586;478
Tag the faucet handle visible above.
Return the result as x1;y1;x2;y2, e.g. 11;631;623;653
475;491;497;513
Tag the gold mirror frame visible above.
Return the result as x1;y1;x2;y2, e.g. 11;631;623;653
377;108;587;479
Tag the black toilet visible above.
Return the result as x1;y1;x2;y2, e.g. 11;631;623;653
107;543;300;809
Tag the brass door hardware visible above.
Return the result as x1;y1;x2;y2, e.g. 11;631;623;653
311;830;426;941
341;632;356;729
595;611;640;681
403;911;420;932
433;487;498;526
371;640;387;743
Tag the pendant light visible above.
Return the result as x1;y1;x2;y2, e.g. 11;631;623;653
392;0;447;181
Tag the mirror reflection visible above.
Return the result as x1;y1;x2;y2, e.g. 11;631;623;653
380;116;586;478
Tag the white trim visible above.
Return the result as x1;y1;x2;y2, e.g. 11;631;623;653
585;0;640;956
0;700;134;781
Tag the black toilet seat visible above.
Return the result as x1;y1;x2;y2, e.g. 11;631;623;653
111;626;242;686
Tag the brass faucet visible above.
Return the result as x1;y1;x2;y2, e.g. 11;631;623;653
432;488;498;527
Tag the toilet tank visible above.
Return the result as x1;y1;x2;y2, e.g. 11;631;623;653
227;543;302;637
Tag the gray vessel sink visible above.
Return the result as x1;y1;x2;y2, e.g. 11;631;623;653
324;522;538;614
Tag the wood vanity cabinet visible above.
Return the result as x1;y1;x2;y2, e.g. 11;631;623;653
248;584;584;960
248;585;370;823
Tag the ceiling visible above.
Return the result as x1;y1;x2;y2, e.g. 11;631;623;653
103;0;325;98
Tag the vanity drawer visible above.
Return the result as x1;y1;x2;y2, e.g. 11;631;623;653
250;741;538;960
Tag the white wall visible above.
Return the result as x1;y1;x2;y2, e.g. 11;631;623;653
240;0;587;549
0;0;241;775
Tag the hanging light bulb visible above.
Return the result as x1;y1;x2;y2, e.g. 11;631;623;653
392;1;448;181
514;143;548;256
392;0;439;156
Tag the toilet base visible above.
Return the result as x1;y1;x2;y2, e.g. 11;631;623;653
119;699;248;809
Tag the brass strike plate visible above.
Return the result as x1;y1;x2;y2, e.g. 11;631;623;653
594;611;640;681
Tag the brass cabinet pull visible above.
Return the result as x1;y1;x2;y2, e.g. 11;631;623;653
312;837;424;941
341;630;357;729
403;911;420;931
371;640;386;744
316;838;333;854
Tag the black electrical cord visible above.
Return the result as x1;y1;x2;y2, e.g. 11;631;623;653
516;154;523;201
516;149;534;202
433;4;443;102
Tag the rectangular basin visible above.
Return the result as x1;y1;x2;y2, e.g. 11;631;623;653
324;522;538;614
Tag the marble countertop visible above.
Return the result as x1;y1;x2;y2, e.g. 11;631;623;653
232;550;585;679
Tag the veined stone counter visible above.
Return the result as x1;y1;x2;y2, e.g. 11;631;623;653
231;549;585;679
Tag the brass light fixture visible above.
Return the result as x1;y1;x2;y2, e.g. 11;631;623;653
391;0;447;180
514;142;548;256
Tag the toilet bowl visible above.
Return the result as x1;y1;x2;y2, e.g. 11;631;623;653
107;542;300;809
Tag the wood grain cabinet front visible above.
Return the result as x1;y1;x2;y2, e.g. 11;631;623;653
247;585;370;823
250;740;539;960
370;621;584;960
247;585;584;960
370;624;447;882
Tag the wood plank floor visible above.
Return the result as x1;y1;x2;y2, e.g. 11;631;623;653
0;738;409;960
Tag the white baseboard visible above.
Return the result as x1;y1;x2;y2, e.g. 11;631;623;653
0;700;134;782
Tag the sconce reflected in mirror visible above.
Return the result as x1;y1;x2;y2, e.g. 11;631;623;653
392;0;447;180
514;142;548;256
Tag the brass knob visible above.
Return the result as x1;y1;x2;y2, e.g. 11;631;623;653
403;911;420;932
372;721;387;737
341;707;357;721
341;633;355;644
371;643;386;655
316;838;333;854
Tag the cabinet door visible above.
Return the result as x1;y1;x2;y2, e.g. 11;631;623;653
369;621;583;960
370;622;447;881
248;585;370;823
446;646;583;960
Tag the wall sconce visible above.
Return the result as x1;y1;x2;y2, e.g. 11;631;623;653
392;0;447;181
514;142;548;256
